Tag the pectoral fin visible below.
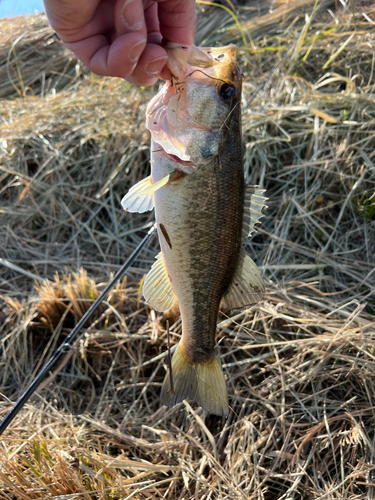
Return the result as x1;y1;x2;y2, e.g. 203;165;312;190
242;186;268;240
143;252;175;312
224;248;264;309
121;174;171;213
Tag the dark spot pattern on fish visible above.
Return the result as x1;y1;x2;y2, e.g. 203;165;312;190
160;223;172;249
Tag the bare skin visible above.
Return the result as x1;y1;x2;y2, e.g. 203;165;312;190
43;0;196;86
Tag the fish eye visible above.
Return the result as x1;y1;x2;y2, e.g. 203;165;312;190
219;83;236;100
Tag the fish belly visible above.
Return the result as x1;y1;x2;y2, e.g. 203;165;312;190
152;156;243;360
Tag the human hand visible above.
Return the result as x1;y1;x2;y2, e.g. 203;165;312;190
43;0;196;86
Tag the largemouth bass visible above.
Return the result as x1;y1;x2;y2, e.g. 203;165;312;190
122;44;267;416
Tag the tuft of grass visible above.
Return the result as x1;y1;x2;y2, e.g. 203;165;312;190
35;274;68;327
352;190;375;222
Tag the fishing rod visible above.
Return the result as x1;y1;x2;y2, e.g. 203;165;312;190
0;224;156;436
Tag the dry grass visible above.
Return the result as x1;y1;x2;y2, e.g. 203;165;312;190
0;14;81;99
0;1;375;498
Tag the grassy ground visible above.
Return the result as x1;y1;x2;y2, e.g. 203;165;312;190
0;1;375;498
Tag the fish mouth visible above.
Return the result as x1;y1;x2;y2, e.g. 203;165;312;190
155;142;196;171
164;151;194;168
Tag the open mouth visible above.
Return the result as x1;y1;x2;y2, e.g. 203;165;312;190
155;143;195;169
164;151;195;168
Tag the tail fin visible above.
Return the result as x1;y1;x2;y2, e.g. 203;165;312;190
160;342;228;416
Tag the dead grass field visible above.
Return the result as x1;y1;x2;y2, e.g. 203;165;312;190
0;1;375;498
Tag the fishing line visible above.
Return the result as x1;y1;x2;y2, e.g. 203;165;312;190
0;224;157;436
185;69;228;85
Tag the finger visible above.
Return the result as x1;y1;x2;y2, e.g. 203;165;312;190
43;0;100;33
126;42;168;86
114;0;147;38
43;1;112;43
157;0;196;45
159;65;170;81
144;1;161;41
64;32;147;78
125;6;166;86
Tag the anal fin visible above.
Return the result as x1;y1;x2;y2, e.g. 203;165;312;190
224;247;264;309
121;174;171;213
143;252;175;312
242;185;268;240
161;342;228;417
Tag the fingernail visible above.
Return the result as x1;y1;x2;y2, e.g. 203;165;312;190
122;0;144;30
145;56;168;76
128;39;146;63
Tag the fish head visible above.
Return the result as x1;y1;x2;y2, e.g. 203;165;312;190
146;44;242;173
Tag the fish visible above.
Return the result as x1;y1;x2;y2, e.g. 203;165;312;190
121;43;267;416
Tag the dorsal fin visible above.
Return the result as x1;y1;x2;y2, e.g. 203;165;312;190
242;186;268;240
121;174;171;213
143;252;175;312
224;247;264;309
